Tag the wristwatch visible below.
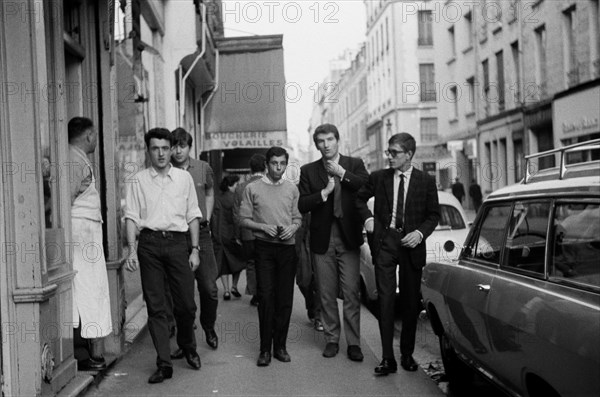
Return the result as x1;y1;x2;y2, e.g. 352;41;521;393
191;246;200;252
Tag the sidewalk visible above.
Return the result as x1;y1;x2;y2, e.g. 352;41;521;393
81;273;443;396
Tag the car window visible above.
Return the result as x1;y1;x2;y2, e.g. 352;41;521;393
504;201;551;274
438;204;466;229
552;201;600;288
464;204;511;265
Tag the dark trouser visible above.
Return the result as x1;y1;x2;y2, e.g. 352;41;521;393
138;230;197;368
73;325;102;362
375;229;422;359
194;228;219;330
242;240;257;295
165;228;218;331
298;277;321;321
255;240;296;353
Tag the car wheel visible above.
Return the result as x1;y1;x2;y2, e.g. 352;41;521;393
439;331;473;391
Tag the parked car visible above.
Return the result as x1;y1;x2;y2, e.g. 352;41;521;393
422;139;600;397
359;190;471;303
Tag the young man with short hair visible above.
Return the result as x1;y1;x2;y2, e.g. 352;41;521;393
124;128;202;383
239;146;302;367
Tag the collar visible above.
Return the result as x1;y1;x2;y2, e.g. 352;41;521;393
149;163;173;179
394;165;413;179
262;175;285;185
69;144;88;159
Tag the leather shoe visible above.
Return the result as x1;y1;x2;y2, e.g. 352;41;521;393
205;328;218;349
322;342;339;358
231;287;241;298
257;351;271;366
374;358;398;375
250;296;259;306
347;345;364;362
170;348;184;360
148;366;173;384
78;357;107;371
313;319;324;332
400;355;418;372
184;350;201;370
273;348;291;362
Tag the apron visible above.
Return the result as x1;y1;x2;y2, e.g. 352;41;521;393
71;148;112;338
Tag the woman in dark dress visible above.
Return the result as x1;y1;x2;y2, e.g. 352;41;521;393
214;175;245;300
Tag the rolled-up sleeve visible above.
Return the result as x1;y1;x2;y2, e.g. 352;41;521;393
185;172;203;223
123;178;141;229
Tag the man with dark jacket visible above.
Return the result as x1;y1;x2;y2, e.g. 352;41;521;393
356;132;440;375
298;124;369;362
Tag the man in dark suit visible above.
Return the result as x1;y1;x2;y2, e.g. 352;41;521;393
298;124;369;362
356;132;440;375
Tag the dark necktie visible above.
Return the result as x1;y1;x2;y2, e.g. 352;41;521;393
333;176;343;218
395;174;404;229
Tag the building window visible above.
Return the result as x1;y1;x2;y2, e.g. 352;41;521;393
535;25;547;98
496;50;505;112
418;10;433;46
563;5;578;87
386;17;390;51
466;77;475;114
465;11;474;48
449;86;458;121
511;41;521;104
448;25;456;59
482;59;490;116
591;0;600;78
419;63;436;102
420;117;438;143
479;0;489;42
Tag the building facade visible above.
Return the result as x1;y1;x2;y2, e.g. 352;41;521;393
1;1;120;395
433;0;599;200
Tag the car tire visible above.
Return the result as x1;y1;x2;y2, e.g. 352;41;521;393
439;331;473;391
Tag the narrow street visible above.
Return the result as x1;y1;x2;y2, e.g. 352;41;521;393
83;275;444;397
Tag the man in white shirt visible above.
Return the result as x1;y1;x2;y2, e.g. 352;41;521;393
124;128;202;383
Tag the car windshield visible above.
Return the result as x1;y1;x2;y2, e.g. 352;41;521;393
437;204;466;230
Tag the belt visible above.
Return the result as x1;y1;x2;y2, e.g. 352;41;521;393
140;229;188;239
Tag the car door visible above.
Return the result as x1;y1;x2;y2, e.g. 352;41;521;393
443;203;512;371
487;199;600;396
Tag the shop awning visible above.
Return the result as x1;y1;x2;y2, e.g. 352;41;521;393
203;35;287;150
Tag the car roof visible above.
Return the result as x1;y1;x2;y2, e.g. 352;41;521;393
488;175;600;200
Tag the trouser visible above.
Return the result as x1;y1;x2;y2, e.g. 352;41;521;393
298;276;321;321
73;324;103;362
165;228;219;331
138;230;197;368
375;228;422;359
254;240;296;353
242;239;257;295
313;222;361;346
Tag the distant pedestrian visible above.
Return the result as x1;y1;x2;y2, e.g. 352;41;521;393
451;177;465;204
298;123;369;362
469;179;483;213
233;153;267;306
68;117;112;371
239;146;302;367
124;128;202;383
214;174;245;300
170;128;219;352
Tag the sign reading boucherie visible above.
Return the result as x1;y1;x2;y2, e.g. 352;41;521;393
204;131;287;150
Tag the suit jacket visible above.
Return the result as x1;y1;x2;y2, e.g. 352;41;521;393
298;155;369;255
356;167;440;269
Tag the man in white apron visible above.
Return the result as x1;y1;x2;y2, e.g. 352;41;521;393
68;117;112;371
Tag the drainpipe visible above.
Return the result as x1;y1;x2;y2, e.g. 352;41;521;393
200;48;219;151
179;2;208;127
